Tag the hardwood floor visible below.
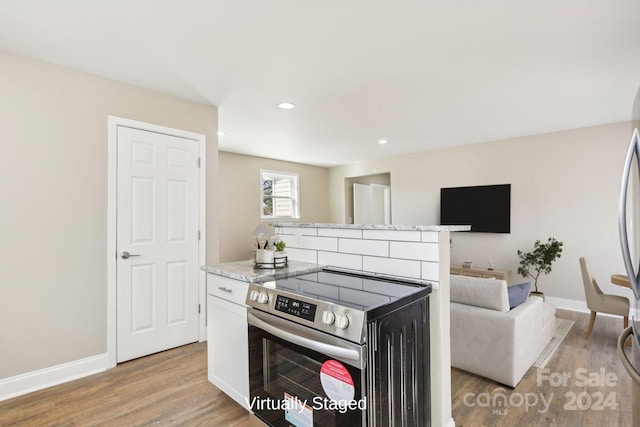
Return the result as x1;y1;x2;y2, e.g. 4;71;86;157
0;309;634;426
0;342;250;426
451;309;634;427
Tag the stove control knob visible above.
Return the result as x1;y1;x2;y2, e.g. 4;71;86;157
257;292;270;304
335;314;349;330
321;310;335;325
248;290;260;302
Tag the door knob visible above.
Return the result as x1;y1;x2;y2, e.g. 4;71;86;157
121;251;141;259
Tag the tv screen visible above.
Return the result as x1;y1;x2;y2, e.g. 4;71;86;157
440;184;511;233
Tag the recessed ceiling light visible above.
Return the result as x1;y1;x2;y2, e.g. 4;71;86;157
217;131;225;136
378;139;388;145
278;102;296;110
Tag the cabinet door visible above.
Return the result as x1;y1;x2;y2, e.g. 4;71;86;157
207;296;249;410
207;273;249;305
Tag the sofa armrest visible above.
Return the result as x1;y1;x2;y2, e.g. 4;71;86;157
450;296;546;387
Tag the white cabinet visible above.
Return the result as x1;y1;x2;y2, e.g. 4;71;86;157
206;273;250;410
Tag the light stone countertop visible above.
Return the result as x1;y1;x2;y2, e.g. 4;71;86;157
269;222;470;232
201;259;325;283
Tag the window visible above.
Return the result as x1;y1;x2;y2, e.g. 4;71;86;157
260;170;300;220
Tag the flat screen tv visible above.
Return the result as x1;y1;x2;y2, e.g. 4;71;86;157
440;184;511;233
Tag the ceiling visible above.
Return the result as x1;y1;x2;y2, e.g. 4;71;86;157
1;1;639;167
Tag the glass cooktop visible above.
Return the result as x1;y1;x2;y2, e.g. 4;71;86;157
266;268;430;313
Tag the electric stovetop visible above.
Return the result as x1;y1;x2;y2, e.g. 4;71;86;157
247;267;432;344
271;268;431;313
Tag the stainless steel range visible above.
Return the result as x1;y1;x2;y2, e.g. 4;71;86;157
246;267;431;427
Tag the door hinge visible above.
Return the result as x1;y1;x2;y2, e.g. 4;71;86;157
198;304;201;314
198;230;201;240
198;157;201;168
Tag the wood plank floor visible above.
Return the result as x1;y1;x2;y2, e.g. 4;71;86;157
0;309;634;426
0;342;251;426
452;309;634;427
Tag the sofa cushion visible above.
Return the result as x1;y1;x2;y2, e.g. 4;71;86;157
450;274;510;312
508;282;531;309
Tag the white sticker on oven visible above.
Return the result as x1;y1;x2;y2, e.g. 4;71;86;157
284;392;313;427
320;360;355;403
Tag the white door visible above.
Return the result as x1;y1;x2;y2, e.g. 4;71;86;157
353;183;373;224
354;183;391;225
116;126;200;362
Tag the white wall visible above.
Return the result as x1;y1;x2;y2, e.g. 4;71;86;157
218;152;330;262
0;50;219;380
329;122;635;304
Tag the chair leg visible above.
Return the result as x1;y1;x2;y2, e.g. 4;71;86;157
624;316;632;347
585;311;597;339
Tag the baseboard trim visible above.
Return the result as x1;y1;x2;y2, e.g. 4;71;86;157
0;353;109;402
546;296;631;318
545;296;589;313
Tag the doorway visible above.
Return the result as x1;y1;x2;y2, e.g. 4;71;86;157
353;183;391;225
107;117;206;367
345;173;391;225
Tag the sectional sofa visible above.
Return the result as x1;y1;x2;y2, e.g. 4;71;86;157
449;274;556;387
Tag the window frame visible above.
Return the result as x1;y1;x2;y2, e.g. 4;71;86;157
260;169;300;221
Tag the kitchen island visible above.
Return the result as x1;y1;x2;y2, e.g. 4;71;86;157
270;222;467;427
203;223;466;427
201;259;324;411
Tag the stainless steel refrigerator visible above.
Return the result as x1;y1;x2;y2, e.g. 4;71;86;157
618;85;640;422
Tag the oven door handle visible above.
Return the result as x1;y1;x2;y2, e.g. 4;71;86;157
248;312;361;361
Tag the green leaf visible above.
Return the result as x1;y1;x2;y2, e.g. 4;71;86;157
516;237;563;292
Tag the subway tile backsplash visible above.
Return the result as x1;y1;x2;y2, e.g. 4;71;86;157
339;238;389;257
421;261;440;282
362;229;421;242
389;241;439;262
318;228;363;239
363;256;422;279
421;231;439;243
281;234;338;252
276;225;444;288
282;247;318;264
279;226;318;237
318;251;363;270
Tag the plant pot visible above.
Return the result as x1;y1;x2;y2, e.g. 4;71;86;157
529;291;545;301
274;251;287;268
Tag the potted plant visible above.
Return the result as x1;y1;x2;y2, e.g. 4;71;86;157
273;238;287;267
517;237;563;298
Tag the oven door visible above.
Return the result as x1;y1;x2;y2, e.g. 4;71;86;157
248;309;366;427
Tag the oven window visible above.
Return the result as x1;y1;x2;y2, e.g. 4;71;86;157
266;341;322;399
249;325;363;427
